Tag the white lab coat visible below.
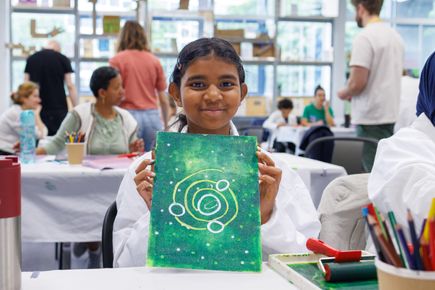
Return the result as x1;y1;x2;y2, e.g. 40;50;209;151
394;75;420;132
368;114;435;231
113;122;320;267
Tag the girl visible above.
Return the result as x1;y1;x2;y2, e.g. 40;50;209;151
113;38;320;267
301;85;335;127
110;21;169;151
368;51;435;230
0;82;47;155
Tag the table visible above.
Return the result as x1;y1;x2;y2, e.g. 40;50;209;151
22;263;297;290
275;126;356;152
21;158;125;242
272;153;347;208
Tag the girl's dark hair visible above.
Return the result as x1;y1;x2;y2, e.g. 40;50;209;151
170;38;246;131
89;66;119;98
314;85;325;96
278;98;293;110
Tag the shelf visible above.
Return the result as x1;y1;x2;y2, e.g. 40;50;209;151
278;16;335;22
80;57;109;62
278;60;333;66
218;37;274;44
79;10;136;18
155;52;178;58
215;14;275;21
79;34;118;39
12;6;75;14
151;10;206;21
242;58;275;65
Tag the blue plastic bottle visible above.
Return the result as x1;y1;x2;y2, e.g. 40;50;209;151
19;110;36;164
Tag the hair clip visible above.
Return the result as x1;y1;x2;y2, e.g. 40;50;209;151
176;62;182;70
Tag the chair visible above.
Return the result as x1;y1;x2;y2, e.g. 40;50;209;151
304;136;378;174
317;173;370;250
102;201;117;268
237;126;265;144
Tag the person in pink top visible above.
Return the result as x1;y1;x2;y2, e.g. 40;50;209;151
110;21;169;151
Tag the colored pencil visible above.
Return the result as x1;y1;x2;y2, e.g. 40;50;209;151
388;211;406;267
429;218;435;270
396;224;415;269
420;238;431;271
408;209;424;270
365;211;386;262
374;225;402;267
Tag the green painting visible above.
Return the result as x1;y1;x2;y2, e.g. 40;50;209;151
147;132;262;272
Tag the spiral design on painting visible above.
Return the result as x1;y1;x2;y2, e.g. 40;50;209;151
168;169;238;234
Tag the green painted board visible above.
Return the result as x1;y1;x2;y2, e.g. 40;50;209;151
287;262;378;289
147;132;261;272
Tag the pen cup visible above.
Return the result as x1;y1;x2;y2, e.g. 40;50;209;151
66;143;85;165
376;259;435;290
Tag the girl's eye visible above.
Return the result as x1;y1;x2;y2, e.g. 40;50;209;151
190;82;205;88
221;81;235;88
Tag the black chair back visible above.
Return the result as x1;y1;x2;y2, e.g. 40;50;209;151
102;201;117;268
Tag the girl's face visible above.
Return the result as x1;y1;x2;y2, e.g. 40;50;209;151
21;89;41;110
314;89;326;105
100;75;125;106
170;56;248;135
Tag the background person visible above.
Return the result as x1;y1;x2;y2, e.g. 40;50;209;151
301;85;335;127
110;21;169;151
24;40;78;135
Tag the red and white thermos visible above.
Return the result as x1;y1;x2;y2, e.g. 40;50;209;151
0;156;21;290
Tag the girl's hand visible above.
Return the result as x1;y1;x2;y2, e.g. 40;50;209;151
257;150;282;225
129;139;144;153
134;152;155;209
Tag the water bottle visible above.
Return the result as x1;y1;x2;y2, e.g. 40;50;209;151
19;110;36;164
0;156;21;290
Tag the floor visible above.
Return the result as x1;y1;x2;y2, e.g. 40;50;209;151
22;242;99;271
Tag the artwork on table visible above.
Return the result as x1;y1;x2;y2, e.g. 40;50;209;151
147;132;261;272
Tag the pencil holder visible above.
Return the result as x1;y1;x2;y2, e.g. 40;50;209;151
66;143;85;165
376;259;435;290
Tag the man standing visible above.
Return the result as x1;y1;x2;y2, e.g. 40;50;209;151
338;0;404;172
24;40;78;135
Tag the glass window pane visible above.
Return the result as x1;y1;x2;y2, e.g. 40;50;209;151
396;25;420;69
277;65;331;98
12;0;74;8
12;61;26;94
280;0;338;17
148;0;201;11
278;22;332;62
151;18;201;53
346;0;392;20
422;26;435;68
79;15;135;35
214;0;274;17
78;0;135;12
244;65;274;98
160;57;177;85
79;62;108;93
396;0;435;19
80;38;117;58
11;13;75;57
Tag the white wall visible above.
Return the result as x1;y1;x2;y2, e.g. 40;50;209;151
0;1;10;114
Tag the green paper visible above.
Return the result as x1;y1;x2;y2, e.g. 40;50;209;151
147;132;262;272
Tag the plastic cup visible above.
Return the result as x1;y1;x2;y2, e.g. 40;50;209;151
66;143;85;165
376;259;435;290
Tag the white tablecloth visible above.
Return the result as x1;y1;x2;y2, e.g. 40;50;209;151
276;126;356;148
22;263;297;290
21;159;125;242
272;153;347;208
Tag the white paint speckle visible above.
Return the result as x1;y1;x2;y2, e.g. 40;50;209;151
206;243;210;247
201;256;205;260
167;143;171;147
241;261;245;265
169;222;173;225
155;231;159;235
170;181;173;185
160;209;164;212
231;235;235;239
176;248;181;252
245;250;249;254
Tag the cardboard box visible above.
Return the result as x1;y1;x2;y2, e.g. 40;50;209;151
179;0;189;10
214;28;245;39
231;42;241;55
253;43;275;57
245;97;267;116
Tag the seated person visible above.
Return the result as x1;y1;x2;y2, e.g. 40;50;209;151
0;82;47;155
301;85;335;127
36;66;144;268
263;98;298;153
113;38;320;267
368;51;435;230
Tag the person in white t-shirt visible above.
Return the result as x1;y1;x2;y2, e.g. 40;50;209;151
394;71;420;132
338;0;404;172
263;98;298;153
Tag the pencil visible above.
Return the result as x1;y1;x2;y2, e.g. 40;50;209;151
388;211;406;267
420;238;431;271
408;209;424;270
365;211;386;262
429;217;435;270
396;224;415;269
374;225;402;267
